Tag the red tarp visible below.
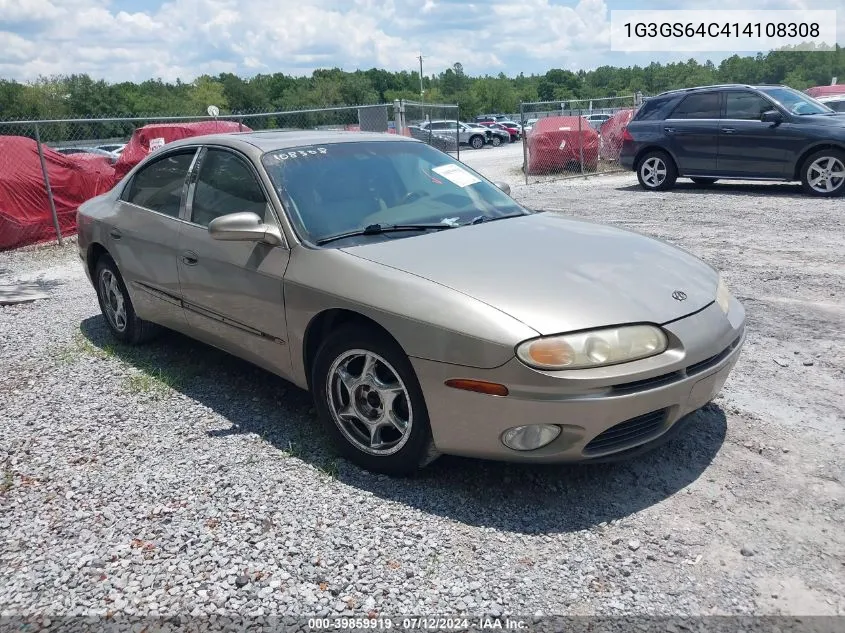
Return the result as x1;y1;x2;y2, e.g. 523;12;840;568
805;85;845;98
599;108;636;161
525;116;599;175
114;120;251;179
0;136;116;251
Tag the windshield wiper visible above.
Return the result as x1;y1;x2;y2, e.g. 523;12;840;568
466;212;526;225
316;223;455;246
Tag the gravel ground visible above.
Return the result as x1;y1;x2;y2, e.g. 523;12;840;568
1;160;844;624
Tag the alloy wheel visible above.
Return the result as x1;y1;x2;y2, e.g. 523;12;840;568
807;156;845;194
326;350;413;456
98;269;127;332
640;157;667;188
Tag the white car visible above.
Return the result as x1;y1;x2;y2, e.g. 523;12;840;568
817;95;845;113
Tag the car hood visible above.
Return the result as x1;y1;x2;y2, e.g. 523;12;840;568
340;213;718;336
797;114;845;129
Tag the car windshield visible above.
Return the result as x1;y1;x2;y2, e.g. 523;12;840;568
261;141;526;245
757;87;834;115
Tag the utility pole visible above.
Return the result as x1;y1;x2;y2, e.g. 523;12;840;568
417;54;424;104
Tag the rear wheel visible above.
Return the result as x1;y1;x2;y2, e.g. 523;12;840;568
691;177;718;185
636;150;677;191
94;254;160;345
312;325;436;476
470;135;484;150
491;135;502;147
800;149;845;197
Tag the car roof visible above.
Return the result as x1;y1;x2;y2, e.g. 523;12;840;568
654;83;790;98
161;129;417;155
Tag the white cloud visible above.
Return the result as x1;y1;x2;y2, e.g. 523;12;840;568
0;0;841;82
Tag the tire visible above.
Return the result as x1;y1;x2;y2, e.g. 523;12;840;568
690;177;718;185
636;150;677;191
312;325;435;476
800;148;845;197
94;254;160;345
491;135;502;147
470;135;484;150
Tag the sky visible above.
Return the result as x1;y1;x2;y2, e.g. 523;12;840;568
0;0;841;83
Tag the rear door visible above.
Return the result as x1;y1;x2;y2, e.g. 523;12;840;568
176;146;292;378
109;148;198;329
716;90;795;178
662;92;722;175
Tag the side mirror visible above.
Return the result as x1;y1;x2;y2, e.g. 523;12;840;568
208;211;285;247
494;181;511;195
761;109;783;124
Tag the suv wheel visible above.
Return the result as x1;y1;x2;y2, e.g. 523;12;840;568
470;135;484;150
801;149;845;197
637;150;677;191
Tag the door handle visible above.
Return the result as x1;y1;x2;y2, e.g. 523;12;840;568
721;128;736;133
109;229;122;240
181;251;198;266
663;127;675;133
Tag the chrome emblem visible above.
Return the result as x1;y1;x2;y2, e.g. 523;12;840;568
672;290;688;301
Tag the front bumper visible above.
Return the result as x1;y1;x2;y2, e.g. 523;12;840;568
412;300;745;463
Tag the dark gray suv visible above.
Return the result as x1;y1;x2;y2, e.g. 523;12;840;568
620;84;845;197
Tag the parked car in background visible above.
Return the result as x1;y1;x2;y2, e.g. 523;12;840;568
480;122;520;142
583;113;613;130
525;116;599;174
523;118;539;133
817;95;845;113
598;108;636;162
477;123;510;146
620;84;845;197
54;147;119;164
96;143;127;155
406;125;456;152
77;130;745;475
418;120;491;149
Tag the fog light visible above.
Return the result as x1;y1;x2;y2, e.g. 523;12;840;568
501;424;561;451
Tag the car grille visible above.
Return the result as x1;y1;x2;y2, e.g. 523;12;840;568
583;409;669;456
609;332;743;395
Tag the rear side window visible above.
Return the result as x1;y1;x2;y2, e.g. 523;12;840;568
670;93;721;119
634;97;673;121
123;150;196;217
725;92;774;120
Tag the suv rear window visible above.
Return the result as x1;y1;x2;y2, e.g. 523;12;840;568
670;92;721;119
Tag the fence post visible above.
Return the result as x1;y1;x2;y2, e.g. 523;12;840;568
578;109;585;178
455;104;460;161
520;101;528;185
34;123;63;246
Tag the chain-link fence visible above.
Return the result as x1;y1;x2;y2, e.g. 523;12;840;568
0;100;463;251
518;95;642;185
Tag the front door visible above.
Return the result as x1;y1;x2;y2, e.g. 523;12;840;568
109;148;198;330
716;90;804;178
176;146;292;379
662;91;722;175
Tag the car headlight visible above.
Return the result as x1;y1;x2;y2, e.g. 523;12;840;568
515;324;668;370
716;275;731;314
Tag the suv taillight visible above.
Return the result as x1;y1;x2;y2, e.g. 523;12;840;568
621;127;633;142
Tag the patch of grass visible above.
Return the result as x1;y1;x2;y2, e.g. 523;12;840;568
283;440;304;460
52;333;110;364
124;365;196;399
1;464;12;495
318;457;339;479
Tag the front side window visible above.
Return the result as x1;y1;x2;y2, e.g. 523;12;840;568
757;87;833;116
669;92;721;119
190;149;268;227
123;150;196;217
262;141;526;245
725;91;775;120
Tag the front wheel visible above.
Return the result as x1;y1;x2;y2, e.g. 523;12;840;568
800;149;845;197
312;325;436;476
636;150;677;191
470;135;484;150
